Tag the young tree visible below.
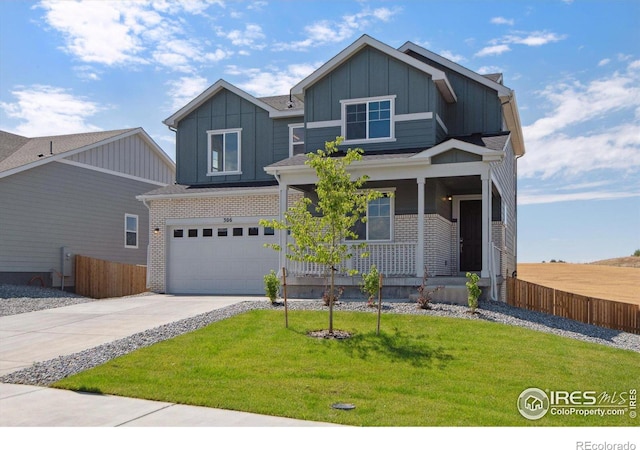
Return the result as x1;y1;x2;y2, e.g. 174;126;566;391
261;137;384;334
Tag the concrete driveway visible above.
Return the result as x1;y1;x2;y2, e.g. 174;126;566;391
0;294;338;426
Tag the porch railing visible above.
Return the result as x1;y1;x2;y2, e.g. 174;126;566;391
287;242;416;277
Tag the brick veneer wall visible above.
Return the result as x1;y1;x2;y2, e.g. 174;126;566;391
395;214;455;277
147;193;280;292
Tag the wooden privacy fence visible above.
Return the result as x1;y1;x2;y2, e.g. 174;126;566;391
75;255;147;299
507;277;639;335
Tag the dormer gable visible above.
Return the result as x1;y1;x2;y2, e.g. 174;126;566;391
291;34;457;104
164;79;303;129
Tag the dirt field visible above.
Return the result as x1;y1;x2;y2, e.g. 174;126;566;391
517;263;640;305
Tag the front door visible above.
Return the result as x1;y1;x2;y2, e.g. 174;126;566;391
460;200;482;272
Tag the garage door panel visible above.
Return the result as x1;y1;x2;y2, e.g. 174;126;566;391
168;224;278;295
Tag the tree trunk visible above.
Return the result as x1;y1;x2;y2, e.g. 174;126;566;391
329;265;335;334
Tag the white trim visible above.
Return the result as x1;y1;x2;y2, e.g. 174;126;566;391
288;123;305;157
206;128;242;176
125;213;139;249
306;119;342;129
291;35;456;103
395;112;433;122
411;139;504;162
341;95;396;143
166;216;278;226
57;159;169;186
435;114;448;134
137;187;279;201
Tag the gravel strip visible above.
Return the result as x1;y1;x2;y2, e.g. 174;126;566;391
0;284;98;316
1;285;638;387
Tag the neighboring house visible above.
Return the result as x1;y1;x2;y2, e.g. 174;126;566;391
139;35;525;301
0;128;175;290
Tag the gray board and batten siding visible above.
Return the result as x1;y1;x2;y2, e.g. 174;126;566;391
404;49;504;137
66;133;174;185
175;89;302;186
0;161;153;287
303;46;440;153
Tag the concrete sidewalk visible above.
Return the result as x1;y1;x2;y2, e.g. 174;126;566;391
0;294;339;426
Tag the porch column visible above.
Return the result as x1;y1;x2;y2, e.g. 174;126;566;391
278;183;288;275
416;177;425;277
481;174;491;278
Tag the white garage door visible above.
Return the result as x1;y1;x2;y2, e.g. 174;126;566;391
167;223;279;294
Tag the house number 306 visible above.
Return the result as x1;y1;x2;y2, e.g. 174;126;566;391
223;217;233;223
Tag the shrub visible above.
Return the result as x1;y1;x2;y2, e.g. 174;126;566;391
465;272;481;313
416;270;443;309
633;249;640;257
360;265;380;307
264;270;280;303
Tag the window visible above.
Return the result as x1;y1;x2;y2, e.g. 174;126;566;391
248;227;259;236
125;214;138;248
351;194;393;241
203;228;213;237
341;96;395;142
173;229;184;238
264;227;275;236
188;229;198;238
218;228;228;237
289;124;305;156
207;129;241;175
233;227;243;236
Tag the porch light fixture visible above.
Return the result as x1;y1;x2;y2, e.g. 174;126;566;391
153;227;160;235
447;196;453;201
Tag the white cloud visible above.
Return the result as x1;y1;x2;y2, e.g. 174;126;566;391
439;50;466;64
519;190;639;205
38;0;230;73
216;24;266;49
475;44;511;57
598;58;611;66
476;30;566;57
520;60;640;180
0;85;104;136
166;75;210;111
491;17;514;26
503;31;566;47
476;65;503;75
273;6;401;51
234;63;321;97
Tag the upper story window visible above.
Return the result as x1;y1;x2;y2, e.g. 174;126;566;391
341;96;395;143
125;214;138;248
289;124;305;156
207;128;241;176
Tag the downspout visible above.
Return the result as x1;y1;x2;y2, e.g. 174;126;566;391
141;198;151;289
487;164;497;302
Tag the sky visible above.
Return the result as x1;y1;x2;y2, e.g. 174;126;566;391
0;0;638;264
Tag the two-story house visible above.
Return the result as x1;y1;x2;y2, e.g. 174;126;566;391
138;35;525;302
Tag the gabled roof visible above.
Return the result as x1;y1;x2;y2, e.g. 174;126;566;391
0;128;174;179
163;79;304;128
411;133;509;162
290;34;457;104
400;41;525;156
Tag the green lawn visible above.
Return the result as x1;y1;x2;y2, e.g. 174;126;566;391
53;310;639;426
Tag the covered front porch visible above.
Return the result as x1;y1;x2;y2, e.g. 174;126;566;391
265;136;511;303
